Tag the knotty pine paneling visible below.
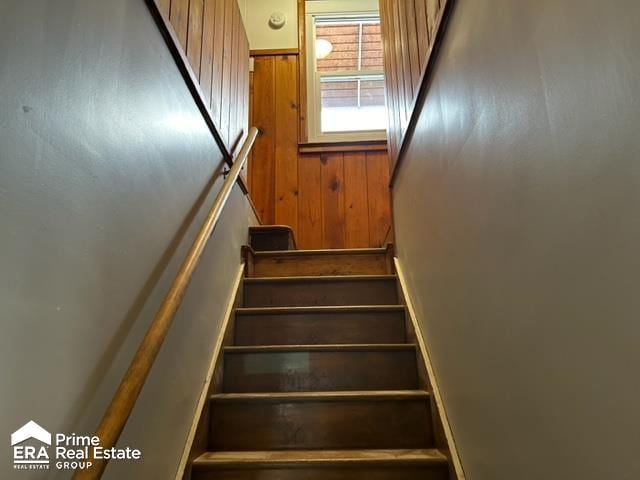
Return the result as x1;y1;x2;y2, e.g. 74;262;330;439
298;151;392;250
249;53;392;249
379;0;445;172
162;0;249;155
274;55;300;233
320;153;346;249
343;152;371;248
297;154;323;248
250;56;277;224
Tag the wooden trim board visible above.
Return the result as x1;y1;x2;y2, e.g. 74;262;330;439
173;263;246;480
250;48;299;56
394;257;466;479
299;140;388;154
297;0;308;143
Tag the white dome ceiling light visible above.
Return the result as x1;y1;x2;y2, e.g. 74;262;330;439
316;39;333;59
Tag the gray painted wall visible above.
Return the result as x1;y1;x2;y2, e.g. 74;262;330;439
393;1;640;479
0;0;255;478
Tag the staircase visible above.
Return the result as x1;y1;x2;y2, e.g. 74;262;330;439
188;227;452;479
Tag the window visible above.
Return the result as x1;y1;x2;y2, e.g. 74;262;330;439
306;9;386;142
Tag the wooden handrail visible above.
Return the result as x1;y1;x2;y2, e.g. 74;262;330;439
74;127;258;479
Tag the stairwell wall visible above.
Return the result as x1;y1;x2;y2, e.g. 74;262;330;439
0;0;256;478
392;0;640;479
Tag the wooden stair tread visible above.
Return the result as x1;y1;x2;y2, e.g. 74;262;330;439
224;344;416;353
235;305;405;315
210;390;429;403
252;247;388;257
245;275;397;283
193;448;448;468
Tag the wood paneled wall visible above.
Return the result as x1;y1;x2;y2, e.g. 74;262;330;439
249;53;392;250
297;150;392;249
157;0;250;152
379;0;444;170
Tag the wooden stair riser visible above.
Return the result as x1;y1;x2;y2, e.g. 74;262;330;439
192;466;449;480
223;347;418;392
250;252;390;277
234;309;407;345
243;277;398;307
208;395;433;450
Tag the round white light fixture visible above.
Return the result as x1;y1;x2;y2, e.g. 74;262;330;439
316;39;333;59
268;12;286;29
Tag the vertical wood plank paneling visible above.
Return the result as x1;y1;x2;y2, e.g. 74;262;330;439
187;0;204;77
320;153;346;249
414;0;430;68
170;0;190;48
247;68;254;193
344;153;370;248
249;52;392;248
228;1;240;147
242;34;250;134
274;55;300;233
160;0;250;155
390;1;407;129
366;151;392;246
250;57;277;224
238;33;250;182
404;0;422;93
426;0;441;40
199;0;216;105
219;0;234;146
380;0;446;172
239;38;246;137
242;34;251;132
297;155;323;249
237;33;249;140
396;0;415;121
157;0;172;19
379;0;395;162
388;0;403;164
210;0;225;119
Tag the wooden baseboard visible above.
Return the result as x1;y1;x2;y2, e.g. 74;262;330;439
173;263;246;480
394;257;466;480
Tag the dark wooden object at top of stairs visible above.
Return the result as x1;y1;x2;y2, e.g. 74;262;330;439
249;225;297;251
184;227;455;480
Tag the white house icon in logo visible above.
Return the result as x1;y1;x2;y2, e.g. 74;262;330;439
11;421;51;469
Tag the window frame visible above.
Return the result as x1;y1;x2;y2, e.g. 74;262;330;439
305;9;387;143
